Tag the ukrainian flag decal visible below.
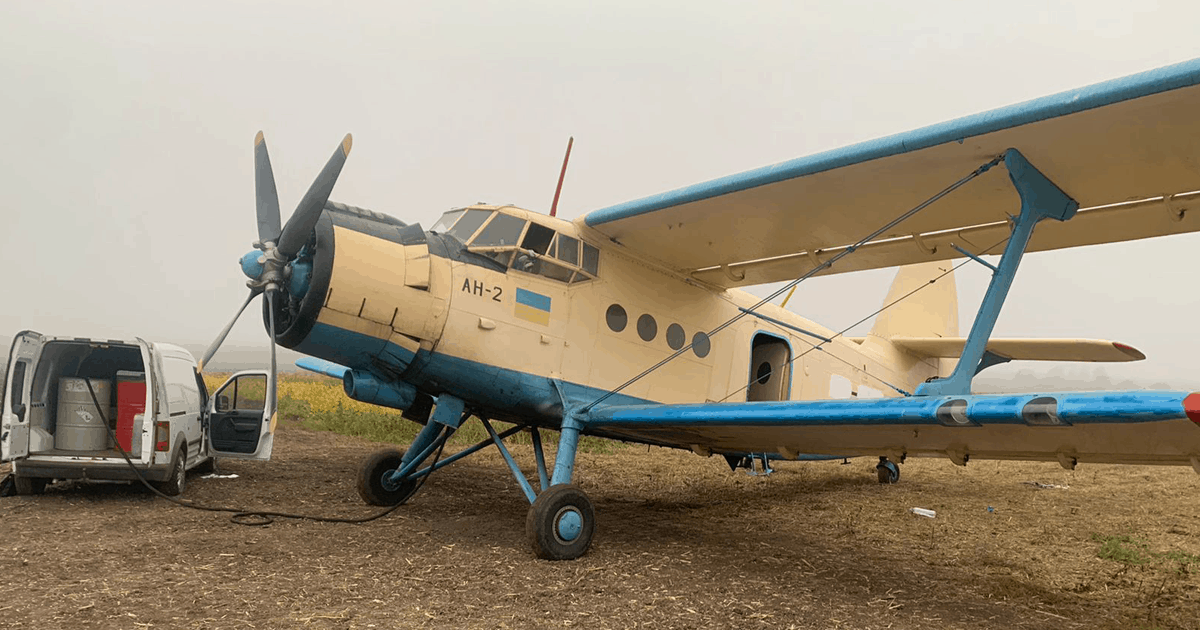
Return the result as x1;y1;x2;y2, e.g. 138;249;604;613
514;288;551;326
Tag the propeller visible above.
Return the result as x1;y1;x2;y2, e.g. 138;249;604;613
199;131;353;426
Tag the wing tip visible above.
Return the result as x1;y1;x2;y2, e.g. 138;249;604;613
1112;342;1146;361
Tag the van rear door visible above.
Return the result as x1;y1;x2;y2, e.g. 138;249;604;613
2;331;45;462
204;370;274;461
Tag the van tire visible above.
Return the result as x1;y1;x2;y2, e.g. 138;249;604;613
155;447;187;496
14;476;48;496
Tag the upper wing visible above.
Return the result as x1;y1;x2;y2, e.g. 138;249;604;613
586;391;1200;467
581;59;1200;288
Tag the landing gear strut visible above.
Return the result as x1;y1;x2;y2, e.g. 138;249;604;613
351;394;598;560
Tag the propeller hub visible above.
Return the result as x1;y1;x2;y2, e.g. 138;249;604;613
240;250;265;280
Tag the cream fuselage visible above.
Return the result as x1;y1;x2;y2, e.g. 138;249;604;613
280;204;942;428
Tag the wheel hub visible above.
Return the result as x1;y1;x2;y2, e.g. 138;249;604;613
380;469;404;492
553;507;583;543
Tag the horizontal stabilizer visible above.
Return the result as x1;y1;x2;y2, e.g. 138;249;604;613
878;337;1146;362
295;357;349;380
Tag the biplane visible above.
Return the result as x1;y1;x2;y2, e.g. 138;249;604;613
200;59;1200;559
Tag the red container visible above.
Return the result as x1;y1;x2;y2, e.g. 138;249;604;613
115;371;146;453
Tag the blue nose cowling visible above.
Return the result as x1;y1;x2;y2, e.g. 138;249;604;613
240;250;264;280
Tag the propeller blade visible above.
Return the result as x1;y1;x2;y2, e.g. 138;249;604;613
276;133;353;259
264;290;278;425
254;131;282;244
197;288;262;373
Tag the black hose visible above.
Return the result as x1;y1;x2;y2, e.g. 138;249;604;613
81;378;440;526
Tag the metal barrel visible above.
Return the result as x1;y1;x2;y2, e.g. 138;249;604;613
55;377;112;451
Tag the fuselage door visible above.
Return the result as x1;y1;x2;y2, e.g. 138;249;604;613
2;331;46;462
203;370;274;461
747;333;792;402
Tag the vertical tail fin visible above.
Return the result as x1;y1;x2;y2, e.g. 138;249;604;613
869;261;958;340
862;261;959;387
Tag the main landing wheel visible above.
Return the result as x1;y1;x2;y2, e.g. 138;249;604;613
876;459;900;484
527;484;596;561
357;449;420;506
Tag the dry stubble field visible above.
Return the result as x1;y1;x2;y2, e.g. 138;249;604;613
1;386;1198;629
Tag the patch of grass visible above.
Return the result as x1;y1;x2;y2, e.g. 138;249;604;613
1094;534;1153;565
1092;533;1200;572
271;375;623;454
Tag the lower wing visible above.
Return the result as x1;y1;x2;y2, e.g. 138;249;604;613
586;391;1200;470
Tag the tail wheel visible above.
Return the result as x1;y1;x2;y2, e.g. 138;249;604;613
527;484;596;560
876;459;900;484
357;448;419;506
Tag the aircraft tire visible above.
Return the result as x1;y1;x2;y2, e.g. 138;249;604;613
527;484;595;561
876;460;900;484
357;448;418;506
13;476;48;495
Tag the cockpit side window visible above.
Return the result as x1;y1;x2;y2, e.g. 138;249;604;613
555;234;580;266
581;243;600;277
446;209;492;243
520;223;555;255
430;209;464;233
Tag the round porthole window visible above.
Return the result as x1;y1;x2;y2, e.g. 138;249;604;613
637;314;657;342
692;331;711;358
605;304;627;332
756;362;772;385
666;324;685;350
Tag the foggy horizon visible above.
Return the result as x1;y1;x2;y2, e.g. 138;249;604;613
3;1;1200;388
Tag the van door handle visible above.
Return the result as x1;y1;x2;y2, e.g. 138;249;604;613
13;403;25;422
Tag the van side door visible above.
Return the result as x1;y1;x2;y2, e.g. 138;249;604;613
2;331;45;462
203;370;273;461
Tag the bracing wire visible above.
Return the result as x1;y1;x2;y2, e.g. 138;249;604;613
581;154;1006;412
716;235;1011;403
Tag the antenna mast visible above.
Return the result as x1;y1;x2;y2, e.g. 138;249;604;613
549;136;574;217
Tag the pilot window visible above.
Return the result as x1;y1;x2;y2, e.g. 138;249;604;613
474;214;527;247
462;212;601;285
430;209;464;233
555;234;579;266
446;209;492;243
521;223;555;254
582;243;600;276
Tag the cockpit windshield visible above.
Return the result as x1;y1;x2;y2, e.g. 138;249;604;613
452;208;600;283
446;209;491;243
430;209;464;233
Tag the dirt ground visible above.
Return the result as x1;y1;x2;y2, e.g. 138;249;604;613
2;420;1198;629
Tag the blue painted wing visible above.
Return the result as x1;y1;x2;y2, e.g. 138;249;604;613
586;391;1200;467
581;59;1200;287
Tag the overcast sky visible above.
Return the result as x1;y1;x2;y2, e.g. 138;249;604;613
2;1;1199;386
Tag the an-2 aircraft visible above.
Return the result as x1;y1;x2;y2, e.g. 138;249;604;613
200;59;1200;560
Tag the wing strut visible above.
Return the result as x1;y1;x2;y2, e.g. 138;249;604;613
917;148;1078;396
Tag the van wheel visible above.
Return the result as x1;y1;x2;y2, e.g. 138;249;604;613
14;476;48;496
155;448;187;496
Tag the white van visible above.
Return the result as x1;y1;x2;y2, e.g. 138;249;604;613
2;331;275;496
